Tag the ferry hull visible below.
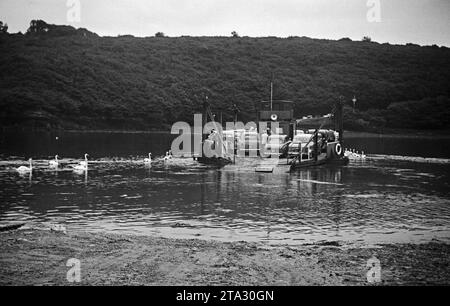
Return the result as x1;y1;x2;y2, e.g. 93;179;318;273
289;142;349;170
195;156;233;166
289;155;349;170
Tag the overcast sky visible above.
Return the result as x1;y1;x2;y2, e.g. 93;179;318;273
0;0;449;46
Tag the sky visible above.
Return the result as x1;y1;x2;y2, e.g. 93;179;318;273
0;0;449;46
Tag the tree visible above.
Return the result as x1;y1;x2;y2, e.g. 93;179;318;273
231;31;239;38
362;36;372;42
0;21;8;34
155;32;165;37
27;20;49;34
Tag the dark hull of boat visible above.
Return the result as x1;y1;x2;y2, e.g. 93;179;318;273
289;155;349;170
195;156;233;166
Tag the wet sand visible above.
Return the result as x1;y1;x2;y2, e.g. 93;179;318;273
0;227;449;286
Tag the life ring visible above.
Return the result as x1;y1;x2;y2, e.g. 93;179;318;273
335;143;342;155
270;114;278;121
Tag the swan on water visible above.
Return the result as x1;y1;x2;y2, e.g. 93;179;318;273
49;155;59;167
78;153;89;167
17;158;32;173
144;153;152;163
344;148;351;157
72;154;88;171
72;163;87;171
344;148;367;159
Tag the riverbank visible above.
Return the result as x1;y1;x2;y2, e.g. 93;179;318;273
0;226;448;286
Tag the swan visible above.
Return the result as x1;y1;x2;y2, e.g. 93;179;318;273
78;153;88;167
72;154;88;171
49;155;59;167
17;158;32;173
144;153;152;163
344;148;351;157
361;151;367;159
72;163;87;171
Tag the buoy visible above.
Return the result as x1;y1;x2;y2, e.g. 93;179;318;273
335;143;342;155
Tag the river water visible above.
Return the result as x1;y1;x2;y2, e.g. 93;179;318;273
0;131;449;245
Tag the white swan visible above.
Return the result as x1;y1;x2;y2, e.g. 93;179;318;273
344;148;351;157
78;153;88;167
144;153;152;163
72;163;87;171
361;151;367;159
49;155;59;167
72;154;88;171
17;158;32;173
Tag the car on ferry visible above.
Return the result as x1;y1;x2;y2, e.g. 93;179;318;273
262;134;290;157
287;132;315;159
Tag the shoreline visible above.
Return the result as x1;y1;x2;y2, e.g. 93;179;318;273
345;130;450;139
0;227;448;285
0;128;171;134
2;127;450;138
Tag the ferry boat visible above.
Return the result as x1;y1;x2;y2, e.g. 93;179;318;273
195;97;349;170
256;99;349;170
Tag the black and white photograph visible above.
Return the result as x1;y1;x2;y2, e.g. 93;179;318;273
0;0;449;291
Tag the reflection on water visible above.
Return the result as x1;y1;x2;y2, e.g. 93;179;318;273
0;131;449;245
0;130;176;159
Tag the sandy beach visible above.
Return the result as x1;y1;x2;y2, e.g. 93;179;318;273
0;225;448;286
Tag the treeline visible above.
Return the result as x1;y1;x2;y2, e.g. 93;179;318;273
0;20;449;131
343;96;450;132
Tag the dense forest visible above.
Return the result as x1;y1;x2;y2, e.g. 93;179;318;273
0;20;449;131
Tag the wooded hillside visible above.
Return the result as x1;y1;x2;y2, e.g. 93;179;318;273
1;20;449;131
